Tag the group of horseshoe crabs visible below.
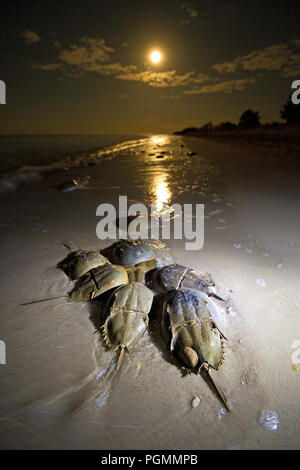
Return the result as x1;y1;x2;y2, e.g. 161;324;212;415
26;239;230;411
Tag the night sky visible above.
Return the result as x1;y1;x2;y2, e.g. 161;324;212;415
1;0;300;134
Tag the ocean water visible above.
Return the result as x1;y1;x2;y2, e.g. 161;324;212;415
0;134;145;192
0;134;144;173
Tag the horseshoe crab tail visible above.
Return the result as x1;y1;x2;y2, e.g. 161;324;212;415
112;346;126;384
208;292;225;302
62;243;73;251
203;367;230;412
20;295;68;306
116;346;125;372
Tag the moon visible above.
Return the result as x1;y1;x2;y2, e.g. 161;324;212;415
150;50;162;63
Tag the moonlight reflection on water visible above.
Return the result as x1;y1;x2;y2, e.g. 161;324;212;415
151;172;171;213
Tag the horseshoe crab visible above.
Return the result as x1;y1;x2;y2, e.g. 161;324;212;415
21;263;129;305
57;250;109;280
102;282;153;370
21;239;231;413
69;263;129;301
101;239;157;283
162;287;229;411
146;263;224;301
67;240;157;301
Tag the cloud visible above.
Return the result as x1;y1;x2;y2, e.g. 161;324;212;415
32;36;210;88
58;37;114;65
34;35;299;96
183;78;256;94
21;30;41;45
213;41;300;77
213;61;240;74
180;3;198;23
115;70;208;88
160;94;180;99
282;53;300;77
32;34;255;96
31;63;62;71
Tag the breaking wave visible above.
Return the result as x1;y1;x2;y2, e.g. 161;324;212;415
0;137;148;194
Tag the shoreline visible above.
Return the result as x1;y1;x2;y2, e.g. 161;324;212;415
0;135;148;194
174;125;300;162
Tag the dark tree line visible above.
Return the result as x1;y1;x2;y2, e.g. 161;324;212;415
220;96;300;129
280;96;300;123
176;95;300;136
238;109;260;128
240;96;300;127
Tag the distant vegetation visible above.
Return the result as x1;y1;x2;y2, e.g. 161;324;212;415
175;95;300;137
280;96;300;123
238;109;260;128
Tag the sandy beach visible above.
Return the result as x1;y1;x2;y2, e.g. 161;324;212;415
0;134;299;450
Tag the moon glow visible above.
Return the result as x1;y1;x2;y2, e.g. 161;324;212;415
150;50;162;63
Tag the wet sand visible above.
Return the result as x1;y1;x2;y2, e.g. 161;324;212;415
0;135;299;449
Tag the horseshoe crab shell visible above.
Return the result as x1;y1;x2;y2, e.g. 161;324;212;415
68;263;128;301
57;250;109;280
101;240;155;267
162;288;224;370
146;263;222;299
103;282;153;353
125;258;157;283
